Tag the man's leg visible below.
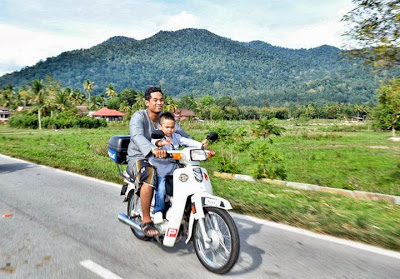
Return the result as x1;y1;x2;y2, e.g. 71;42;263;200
132;159;159;237
140;183;154;224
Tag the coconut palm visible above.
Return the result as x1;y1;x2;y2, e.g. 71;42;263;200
69;89;86;106
0;84;15;108
83;79;95;107
30;80;46;130
55;89;72;111
18;86;33;106
133;92;145;111
105;83;117;99
165;95;178;113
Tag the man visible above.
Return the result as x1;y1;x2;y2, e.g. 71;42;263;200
126;87;189;237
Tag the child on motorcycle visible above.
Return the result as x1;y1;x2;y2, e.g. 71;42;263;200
149;112;208;224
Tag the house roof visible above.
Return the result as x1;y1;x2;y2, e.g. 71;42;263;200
0;107;9;111
91;107;125;117
174;108;195;116
76;106;89;115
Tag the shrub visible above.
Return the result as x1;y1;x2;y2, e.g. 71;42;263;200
9;114;38;129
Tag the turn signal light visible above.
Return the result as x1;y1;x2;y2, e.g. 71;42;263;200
171;153;182;160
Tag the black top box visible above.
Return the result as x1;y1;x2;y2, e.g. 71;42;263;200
108;135;130;164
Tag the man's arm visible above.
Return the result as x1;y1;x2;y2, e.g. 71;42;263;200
177;134;202;148
129;112;154;158
174;122;191;139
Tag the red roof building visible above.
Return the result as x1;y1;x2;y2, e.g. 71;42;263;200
91;107;125;121
0;107;10;123
174;108;198;121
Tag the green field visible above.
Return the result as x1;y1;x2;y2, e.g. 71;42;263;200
0;120;399;251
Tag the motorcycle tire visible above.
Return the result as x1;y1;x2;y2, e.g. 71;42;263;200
193;207;240;274
127;191;151;241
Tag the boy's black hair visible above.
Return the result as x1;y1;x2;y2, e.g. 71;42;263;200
145;87;163;101
159;112;176;124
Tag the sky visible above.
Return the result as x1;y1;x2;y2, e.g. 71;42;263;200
0;0;355;77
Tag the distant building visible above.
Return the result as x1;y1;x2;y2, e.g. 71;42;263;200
91;107;125;121
0;107;10;122
76;106;89;116
16;106;33;112
174;108;198;121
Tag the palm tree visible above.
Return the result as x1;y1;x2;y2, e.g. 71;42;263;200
18;86;33;106
105;83;117;99
133;92;145;111
69;89;86;106
55;89;71;111
83;79;94;108
30;80;46;130
0;84;15;108
165;96;178;113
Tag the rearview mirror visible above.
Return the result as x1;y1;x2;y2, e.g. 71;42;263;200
151;130;165;139
206;132;218;142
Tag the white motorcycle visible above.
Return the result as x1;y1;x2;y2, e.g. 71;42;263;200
107;131;240;274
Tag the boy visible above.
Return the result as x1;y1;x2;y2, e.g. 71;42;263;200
149;112;207;224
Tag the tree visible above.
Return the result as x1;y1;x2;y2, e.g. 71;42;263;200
105;83;117;99
119;88;138;106
68;89;86;105
164;95;178;113
375;77;400;136
342;0;400;69
55;89;72;111
132;92;145;111
0;84;15;108
83;79;95;107
178;94;197;111
30;80;46;130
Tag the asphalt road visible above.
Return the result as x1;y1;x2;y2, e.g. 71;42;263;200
1;154;399;279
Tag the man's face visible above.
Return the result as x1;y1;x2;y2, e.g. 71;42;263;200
145;92;164;113
159;119;176;136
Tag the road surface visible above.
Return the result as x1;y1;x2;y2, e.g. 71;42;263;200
1;154;399;278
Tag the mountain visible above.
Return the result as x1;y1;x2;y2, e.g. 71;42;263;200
0;28;393;106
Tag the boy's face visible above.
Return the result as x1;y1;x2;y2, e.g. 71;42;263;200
159;118;176;137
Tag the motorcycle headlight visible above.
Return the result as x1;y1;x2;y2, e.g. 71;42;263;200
190;149;207;161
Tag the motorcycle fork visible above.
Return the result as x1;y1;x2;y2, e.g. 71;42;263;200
197;217;212;250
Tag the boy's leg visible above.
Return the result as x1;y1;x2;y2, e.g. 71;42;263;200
153;176;166;214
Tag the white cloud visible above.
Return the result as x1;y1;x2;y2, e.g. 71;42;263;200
0;24;101;75
160;11;198;31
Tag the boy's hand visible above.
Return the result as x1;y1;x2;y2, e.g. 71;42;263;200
159;137;172;146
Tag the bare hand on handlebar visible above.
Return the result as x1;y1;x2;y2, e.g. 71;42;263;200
152;148;167;158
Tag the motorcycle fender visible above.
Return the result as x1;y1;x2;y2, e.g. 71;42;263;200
123;181;136;202
185;193;232;244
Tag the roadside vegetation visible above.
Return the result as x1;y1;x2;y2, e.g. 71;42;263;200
1;120;399;251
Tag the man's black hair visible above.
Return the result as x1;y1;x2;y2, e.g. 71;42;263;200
145;87;163;101
159;111;176;124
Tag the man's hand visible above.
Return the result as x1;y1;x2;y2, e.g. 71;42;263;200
152;148;167;158
201;139;208;148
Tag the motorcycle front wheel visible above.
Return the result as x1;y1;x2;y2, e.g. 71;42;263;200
193;207;240;274
127;191;151;241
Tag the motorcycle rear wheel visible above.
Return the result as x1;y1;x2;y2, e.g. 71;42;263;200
127;191;151;241
193;207;240;274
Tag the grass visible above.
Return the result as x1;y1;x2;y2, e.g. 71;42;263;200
0;121;399;251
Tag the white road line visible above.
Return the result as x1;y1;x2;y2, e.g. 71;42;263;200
80;260;124;279
232;213;400;260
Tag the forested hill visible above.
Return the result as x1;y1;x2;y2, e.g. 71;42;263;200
0;28;392;106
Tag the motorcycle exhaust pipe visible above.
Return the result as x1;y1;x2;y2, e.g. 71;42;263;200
118;213;142;231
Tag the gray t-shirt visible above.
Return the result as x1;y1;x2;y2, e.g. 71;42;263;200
126;109;189;169
149;133;202;177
